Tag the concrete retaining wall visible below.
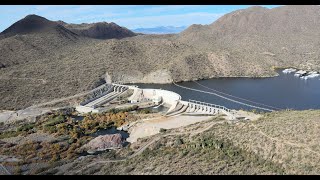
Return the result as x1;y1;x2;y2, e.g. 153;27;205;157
142;89;181;105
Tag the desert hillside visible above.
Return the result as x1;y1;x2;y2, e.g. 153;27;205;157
99;110;320;175
178;5;320;73
57;21;137;39
8;110;315;175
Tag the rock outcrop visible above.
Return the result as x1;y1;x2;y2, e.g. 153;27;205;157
83;133;124;153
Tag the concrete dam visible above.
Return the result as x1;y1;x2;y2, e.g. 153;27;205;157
76;83;236;120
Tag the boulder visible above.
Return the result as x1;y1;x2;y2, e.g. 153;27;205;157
83;133;124;153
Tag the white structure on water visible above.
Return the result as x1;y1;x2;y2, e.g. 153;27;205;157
283;68;320;80
301;73;320;80
294;70;307;77
282;68;296;74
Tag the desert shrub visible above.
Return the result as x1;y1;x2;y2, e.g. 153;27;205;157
107;108;118;114
49;154;60;163
31;167;48;175
175;138;184;146
85;166;102;175
124;167;134;173
0;131;21;139
43;126;57;134
44;115;65;127
159;128;167;133
180;149;189;157
49;161;65;169
17;123;36;132
138;109;152;114
13;166;22;175
153;141;163;149
45;168;59;175
107;105;138;114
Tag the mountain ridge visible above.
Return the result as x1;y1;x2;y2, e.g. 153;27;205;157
56;21;137;39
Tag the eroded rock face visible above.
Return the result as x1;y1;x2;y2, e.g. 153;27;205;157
83;133;124;153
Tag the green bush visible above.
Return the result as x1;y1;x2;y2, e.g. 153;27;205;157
175;138;184;146
44;115;65;127
17;123;36;132
138;109;152;114
68;138;76;144
107;105;139;114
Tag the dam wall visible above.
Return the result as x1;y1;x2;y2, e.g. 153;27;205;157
142;89;181;106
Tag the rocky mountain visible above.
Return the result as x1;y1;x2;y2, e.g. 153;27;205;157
1;15;76;38
0;14;82;68
57;21;136;39
1;5;320;110
178;5;320;74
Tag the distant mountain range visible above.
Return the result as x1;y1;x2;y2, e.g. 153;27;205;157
132;26;187;34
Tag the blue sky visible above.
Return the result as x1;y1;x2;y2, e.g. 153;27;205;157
0;5;280;32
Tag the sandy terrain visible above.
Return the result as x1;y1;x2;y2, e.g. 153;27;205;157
126;115;213;143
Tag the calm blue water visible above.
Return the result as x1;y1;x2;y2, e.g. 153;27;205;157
133;70;320;111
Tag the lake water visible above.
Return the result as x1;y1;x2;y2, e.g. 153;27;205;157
133;70;320;111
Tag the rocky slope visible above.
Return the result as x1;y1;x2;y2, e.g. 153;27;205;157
0;15;84;68
57;21;136;39
1;5;320;110
177;5;320;73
